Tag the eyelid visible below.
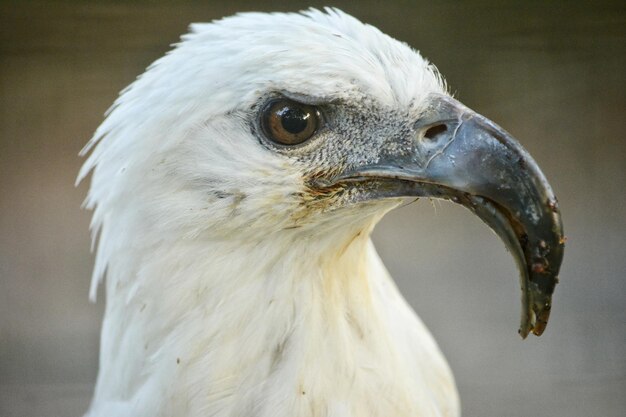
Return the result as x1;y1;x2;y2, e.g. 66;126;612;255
277;90;335;106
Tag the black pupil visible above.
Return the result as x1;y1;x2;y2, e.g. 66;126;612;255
278;106;309;134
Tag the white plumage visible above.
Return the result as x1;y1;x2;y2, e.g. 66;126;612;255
80;9;467;417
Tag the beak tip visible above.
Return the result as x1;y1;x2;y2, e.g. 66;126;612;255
532;302;552;337
519;287;554;339
518;327;530;340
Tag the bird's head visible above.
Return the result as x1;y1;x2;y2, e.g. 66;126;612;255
80;9;563;337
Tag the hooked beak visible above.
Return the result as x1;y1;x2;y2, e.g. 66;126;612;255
321;94;565;338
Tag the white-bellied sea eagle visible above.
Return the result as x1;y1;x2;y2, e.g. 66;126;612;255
78;8;564;417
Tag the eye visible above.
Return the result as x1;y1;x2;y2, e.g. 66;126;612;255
260;99;321;146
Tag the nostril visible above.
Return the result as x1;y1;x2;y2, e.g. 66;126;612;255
424;124;448;141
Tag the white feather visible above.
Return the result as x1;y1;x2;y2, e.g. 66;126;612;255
81;8;459;417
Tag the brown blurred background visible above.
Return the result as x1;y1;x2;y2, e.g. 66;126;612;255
1;1;624;416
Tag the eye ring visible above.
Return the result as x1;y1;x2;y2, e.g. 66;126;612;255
260;98;321;146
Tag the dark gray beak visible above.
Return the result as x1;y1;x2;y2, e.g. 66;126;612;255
328;94;565;338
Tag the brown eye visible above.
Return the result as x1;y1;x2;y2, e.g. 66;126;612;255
260;99;320;146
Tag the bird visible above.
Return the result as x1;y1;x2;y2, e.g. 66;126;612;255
78;8;564;417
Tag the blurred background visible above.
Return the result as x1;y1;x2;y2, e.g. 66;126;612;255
0;1;624;416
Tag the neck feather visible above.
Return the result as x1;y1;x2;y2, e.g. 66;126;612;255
91;218;458;417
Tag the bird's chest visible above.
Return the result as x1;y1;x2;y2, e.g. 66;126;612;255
94;241;457;417
163;298;454;417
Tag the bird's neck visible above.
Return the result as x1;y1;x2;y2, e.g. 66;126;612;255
92;219;457;416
